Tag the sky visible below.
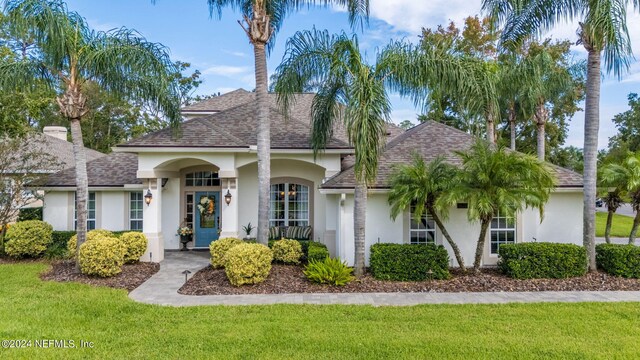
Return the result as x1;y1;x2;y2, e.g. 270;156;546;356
64;0;640;150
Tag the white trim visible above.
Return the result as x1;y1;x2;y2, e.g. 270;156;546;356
112;146;351;154
320;187;583;195
39;186;142;192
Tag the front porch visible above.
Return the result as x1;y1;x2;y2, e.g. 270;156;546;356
137;154;341;262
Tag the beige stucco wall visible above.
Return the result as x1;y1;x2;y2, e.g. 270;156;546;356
334;190;584;267
100;192;126;230
43;191;70;231
161;177;181;250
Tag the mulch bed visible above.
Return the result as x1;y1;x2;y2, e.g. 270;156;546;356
179;265;640;295
41;261;160;292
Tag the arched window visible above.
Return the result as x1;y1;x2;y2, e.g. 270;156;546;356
269;183;310;227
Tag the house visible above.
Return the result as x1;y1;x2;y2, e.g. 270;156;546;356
1;127;104;220
41;89;583;266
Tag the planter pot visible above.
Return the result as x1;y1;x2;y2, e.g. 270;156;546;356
180;234;192;251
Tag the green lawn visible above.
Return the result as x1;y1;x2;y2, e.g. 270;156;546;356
596;211;635;237
1;263;640;359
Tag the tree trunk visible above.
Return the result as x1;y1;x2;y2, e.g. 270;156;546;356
582;48;601;271
473;218;491;273
509;103;516;150
535;103;548;161
428;206;465;272
353;182;367;276
605;209;614;244
253;42;271;246
69;118;88;270
629;210;640;245
486;112;495;144
243;3;273;246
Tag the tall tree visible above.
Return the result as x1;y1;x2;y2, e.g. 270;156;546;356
482;0;638;272
388;154;466;272
0;0;181;267
441;140;555;273
206;0;369;245
273;29;485;275
518;42;584;161
608;93;640;154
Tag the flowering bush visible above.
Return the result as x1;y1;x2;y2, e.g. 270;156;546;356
4;220;53;258
209;237;243;268
177;226;193;236
67;229;114;259
78;236;127;277
224;243;273;286
272;239;303;264
119;232;147;263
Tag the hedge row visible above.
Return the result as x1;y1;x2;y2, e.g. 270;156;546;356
596;244;640;278
370;243;450;281
498;243;587;279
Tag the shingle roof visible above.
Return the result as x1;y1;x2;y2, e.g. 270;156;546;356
32;133;105;169
120;101;352;149
321;121;583;189
125;89;403;149
43;152;140;187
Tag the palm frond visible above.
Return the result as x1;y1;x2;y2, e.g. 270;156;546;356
81;27;182;124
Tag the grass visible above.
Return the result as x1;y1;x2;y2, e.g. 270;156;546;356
1;263;640;359
596;211;635;238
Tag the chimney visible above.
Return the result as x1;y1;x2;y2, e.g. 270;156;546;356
43;126;68;141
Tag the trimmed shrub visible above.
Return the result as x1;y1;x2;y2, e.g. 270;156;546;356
18;207;43;221
4;220;53;258
304;257;354;286
370;243;450;281
272;239;303;264
596;244;640;278
67;230;114;259
224;243;273;286
209;237;243;268
498;242;587;279
119;232;148;263
78;236;127;277
307;242;330;263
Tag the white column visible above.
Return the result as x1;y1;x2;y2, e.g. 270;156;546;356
219;178;239;238
142;178;164;262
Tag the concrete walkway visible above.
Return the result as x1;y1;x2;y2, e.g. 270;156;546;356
129;252;640;307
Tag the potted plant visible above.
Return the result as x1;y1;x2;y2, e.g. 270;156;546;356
242;222;254;240
177;225;193;251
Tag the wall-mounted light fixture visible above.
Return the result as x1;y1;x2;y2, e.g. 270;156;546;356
144;189;153;206
224;189;232;206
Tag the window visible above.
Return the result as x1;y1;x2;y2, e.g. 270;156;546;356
74;192;96;230
410;204;436;244
129;192;143;231
490;210;516;254
185;171;220;187
269;183;310;227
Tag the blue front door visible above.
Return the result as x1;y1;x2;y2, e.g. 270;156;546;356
194;192;220;247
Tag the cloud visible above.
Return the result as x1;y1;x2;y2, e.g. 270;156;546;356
202;65;251;76
367;0;482;34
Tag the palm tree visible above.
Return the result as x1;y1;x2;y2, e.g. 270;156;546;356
600;153;640;244
0;0;181;265
519;49;582;161
273;29;486;275
206;1;369;245
440;140;556;273
388;154;466;272
482;0;638;271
